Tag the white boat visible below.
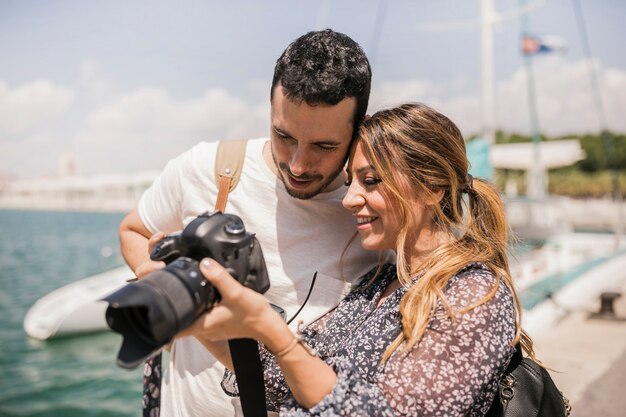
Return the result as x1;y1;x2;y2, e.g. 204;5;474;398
23;265;134;340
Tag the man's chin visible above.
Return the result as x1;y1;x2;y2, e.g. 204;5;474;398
278;175;326;200
282;182;324;200
277;165;346;200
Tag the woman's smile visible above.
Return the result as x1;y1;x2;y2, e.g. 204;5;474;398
355;215;379;230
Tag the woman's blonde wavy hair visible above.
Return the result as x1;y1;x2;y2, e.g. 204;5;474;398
355;103;534;362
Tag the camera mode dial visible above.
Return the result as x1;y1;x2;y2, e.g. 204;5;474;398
224;223;245;235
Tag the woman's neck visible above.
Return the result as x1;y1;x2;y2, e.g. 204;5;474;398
407;228;452;274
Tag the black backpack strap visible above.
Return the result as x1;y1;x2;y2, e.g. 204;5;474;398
229;338;268;417
506;343;523;373
485;343;522;417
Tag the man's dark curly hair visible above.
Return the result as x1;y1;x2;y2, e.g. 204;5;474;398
271;29;372;129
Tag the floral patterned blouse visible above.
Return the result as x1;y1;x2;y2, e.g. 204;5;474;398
223;263;516;416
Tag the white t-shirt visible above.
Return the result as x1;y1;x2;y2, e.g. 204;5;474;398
138;138;382;417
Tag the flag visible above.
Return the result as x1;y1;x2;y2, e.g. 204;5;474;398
521;34;567;56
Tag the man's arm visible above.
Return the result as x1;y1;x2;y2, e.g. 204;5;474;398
119;208;165;278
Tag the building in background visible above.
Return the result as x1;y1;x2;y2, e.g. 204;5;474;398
0;171;159;213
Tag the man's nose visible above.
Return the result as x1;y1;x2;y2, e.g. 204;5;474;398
289;146;311;176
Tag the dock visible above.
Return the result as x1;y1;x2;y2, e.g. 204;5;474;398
526;251;626;416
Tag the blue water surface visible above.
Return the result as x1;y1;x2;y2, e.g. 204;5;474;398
0;210;142;417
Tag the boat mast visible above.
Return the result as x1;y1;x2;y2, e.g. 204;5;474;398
519;0;545;199
480;0;496;147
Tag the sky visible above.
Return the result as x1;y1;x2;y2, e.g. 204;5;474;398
0;0;625;179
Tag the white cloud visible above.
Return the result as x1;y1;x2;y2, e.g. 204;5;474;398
0;79;74;134
494;57;626;136
84;87;169;132
370;78;435;111
78;60;113;104
74;87;269;174
603;67;626;130
370;57;626;138
0;131;63;178
431;95;482;136
370;78;483;135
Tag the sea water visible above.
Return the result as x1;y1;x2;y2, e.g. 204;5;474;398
0;210;142;417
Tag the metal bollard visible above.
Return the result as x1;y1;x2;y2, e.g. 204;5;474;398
588;291;626;321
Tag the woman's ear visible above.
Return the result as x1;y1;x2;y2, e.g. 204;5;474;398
424;189;445;207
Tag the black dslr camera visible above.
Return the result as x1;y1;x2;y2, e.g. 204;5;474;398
102;211;270;369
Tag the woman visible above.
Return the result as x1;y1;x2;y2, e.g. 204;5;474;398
183;103;534;416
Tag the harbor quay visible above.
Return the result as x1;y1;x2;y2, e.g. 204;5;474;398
525;251;626;417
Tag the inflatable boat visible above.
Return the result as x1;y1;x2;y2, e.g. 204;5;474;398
23;265;133;340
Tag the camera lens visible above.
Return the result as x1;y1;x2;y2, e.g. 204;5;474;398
103;259;207;368
122;306;154;345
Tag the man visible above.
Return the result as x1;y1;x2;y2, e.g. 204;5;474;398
119;29;381;416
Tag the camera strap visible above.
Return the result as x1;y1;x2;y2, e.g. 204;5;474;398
215;140;248;212
228;338;268;417
215;140;269;417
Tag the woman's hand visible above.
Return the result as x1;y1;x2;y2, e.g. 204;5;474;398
179;258;293;352
183;258;338;408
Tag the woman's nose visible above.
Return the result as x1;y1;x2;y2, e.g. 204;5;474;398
342;183;365;211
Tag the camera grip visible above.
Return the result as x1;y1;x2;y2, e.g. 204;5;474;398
150;233;182;264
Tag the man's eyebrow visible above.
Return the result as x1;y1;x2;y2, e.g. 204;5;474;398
272;125;291;137
272;126;343;146
273;126;343;146
313;140;343;146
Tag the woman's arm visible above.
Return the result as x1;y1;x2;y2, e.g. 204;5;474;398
375;268;516;416
181;258;337;409
277;267;516;417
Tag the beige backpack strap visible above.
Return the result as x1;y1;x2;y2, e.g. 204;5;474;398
214;140;248;212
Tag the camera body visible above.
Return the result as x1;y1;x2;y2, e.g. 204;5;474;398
103;211;270;368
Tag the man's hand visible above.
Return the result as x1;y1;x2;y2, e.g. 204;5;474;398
134;232;167;278
119;208;169;278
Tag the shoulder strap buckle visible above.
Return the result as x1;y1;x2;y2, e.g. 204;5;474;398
214;140;248;212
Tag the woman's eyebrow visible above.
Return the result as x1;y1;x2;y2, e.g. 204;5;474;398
355;165;376;174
